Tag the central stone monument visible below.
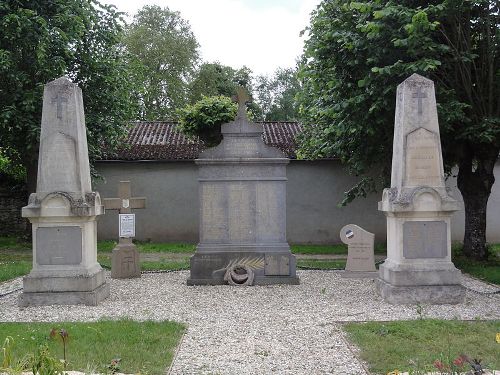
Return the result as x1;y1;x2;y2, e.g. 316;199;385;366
376;74;464;304
19;77;109;306
188;88;299;285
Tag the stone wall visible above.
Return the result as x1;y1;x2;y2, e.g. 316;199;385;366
94;159;500;244
0;183;27;235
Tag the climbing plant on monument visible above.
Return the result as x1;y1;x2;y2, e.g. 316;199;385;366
298;0;499;260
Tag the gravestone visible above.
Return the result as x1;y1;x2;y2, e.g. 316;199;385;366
187;87;299;285
376;74;464;304
340;224;377;278
19;77;109;306
103;181;145;278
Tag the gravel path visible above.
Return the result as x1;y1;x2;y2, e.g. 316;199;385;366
0;271;499;375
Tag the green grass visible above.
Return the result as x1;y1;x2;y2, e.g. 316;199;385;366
292;243;387;255
141;258;190;271
0;237;30;251
452;243;500;285
297;259;346;269
95;241;196;254
0;261;31;283
0;320;185;375
344;319;500;374
96;240;116;252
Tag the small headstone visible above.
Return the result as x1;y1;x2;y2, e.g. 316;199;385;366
20;77;109;307
377;74;464;305
340;224;377;278
188;87;298;285
103;181;145;279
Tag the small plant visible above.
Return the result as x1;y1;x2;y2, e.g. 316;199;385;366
433;354;487;375
107;357;121;374
28;344;64;375
415;303;426;320
49;327;69;368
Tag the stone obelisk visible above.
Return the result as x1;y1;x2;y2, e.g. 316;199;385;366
19;77;109;306
376;74;464;304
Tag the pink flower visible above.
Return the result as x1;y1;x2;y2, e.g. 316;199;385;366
434;360;445;370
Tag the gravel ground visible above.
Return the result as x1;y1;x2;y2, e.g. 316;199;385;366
0;270;499;375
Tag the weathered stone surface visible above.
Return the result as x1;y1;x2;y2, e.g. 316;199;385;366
19;77;107;306
111;243;140;279
340;224;376;277
377;74;463;304
188;88;298;285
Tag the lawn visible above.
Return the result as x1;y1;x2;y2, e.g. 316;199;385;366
0;320;185;375
344;319;500;374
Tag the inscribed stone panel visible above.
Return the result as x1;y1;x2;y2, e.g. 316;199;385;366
256;183;283;242
36;226;82;265
405;128;442;187
200;184;227;242
228;183;255;242
403;221;447;259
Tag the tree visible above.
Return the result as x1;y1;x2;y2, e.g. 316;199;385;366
298;1;499;260
0;0;138;195
254;67;301;121
124;5;199;120
188;62;253;103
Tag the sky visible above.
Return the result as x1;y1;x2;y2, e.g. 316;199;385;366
101;0;321;77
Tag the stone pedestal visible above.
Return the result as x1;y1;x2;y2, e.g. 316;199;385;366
19;77;109;306
111;242;140;279
376;74;464;304
188;89;298;285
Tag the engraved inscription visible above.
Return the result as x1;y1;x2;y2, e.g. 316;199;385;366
224;138;259;157
403;221;447;259
256;183;283;242
405;128;442;187
39;132;78;192
36;226;82;265
228;184;254;242
201;184;227;242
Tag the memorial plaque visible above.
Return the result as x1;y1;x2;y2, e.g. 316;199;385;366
201;184;227;242
340;224;376;273
36;226;82;265
403;221;447;259
265;254;290;276
256;183;283;241
119;214;135;238
405;128;442;187
228;184;254;242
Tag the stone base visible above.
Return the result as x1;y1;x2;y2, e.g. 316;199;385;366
188;250;299;286
341;271;379;279
19;268;109;307
376;278;465;304
111;243;141;279
18;281;110;307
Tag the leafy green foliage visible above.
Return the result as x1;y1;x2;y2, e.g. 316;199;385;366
124;5;199;120
254;67;301;121
177;95;237;147
189;62;253;103
0;0;139;192
298;0;500;258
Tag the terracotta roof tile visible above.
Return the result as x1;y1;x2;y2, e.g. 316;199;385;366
102;121;303;161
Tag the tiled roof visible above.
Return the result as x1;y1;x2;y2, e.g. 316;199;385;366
101;121;303;161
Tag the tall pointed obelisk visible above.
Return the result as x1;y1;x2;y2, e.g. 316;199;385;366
19;77;109;306
376;74;464;304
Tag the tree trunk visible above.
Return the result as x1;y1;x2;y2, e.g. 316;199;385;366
456;146;498;260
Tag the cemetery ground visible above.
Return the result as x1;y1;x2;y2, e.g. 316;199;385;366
1;236;499;374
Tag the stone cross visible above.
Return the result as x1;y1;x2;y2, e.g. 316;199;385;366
103;181;146;244
235;86;251;118
51;93;68;119
412;86;427;115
